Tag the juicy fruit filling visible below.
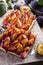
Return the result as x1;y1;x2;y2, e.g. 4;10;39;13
0;26;36;58
0;9;36;58
3;9;36;30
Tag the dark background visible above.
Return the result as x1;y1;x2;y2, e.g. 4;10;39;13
20;61;43;65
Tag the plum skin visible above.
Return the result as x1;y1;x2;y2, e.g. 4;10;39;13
31;0;39;10
37;16;43;27
24;0;32;5
40;7;43;12
14;3;23;10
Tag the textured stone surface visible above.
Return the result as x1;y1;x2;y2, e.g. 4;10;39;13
0;0;43;65
0;11;43;65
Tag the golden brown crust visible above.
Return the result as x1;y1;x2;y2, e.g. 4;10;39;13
0;8;36;58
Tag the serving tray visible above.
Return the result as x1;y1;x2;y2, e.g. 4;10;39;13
0;10;43;65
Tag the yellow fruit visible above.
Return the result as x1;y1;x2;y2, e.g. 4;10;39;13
20;6;30;12
36;43;43;55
